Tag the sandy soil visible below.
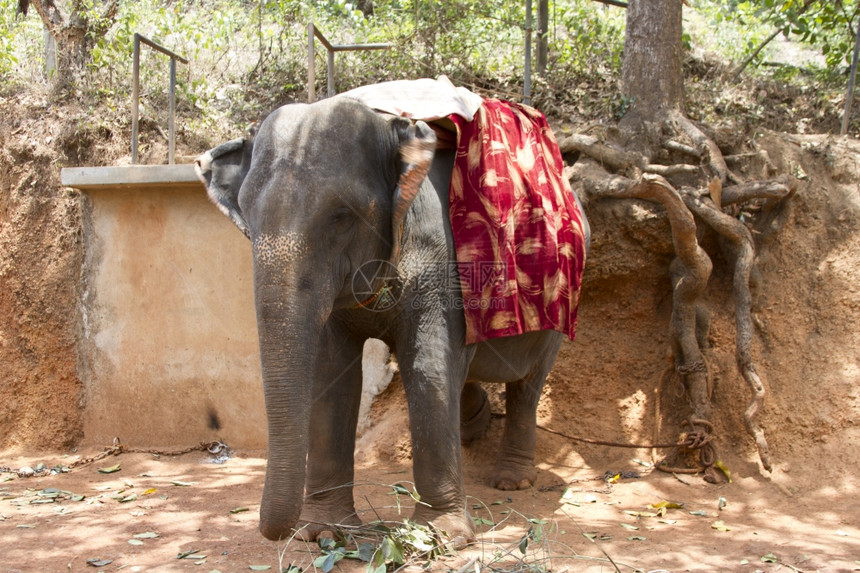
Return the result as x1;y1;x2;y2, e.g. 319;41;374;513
1;437;858;573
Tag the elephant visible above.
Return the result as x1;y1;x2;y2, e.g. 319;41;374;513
195;95;588;546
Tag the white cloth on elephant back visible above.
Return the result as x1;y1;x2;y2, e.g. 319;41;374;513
341;76;483;122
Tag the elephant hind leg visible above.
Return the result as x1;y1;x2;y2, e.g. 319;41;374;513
491;378;541;490
487;332;562;490
460;382;492;444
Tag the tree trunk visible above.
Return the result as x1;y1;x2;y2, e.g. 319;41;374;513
621;0;684;126
23;0;117;91
536;0;548;75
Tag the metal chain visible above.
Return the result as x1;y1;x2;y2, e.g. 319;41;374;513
2;438;229;478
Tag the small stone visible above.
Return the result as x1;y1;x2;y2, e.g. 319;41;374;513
17;466;34;478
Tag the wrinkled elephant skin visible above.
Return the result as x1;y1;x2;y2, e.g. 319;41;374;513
195;97;582;546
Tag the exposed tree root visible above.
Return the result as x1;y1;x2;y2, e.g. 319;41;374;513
667;110;736;184
563;115;795;476
683;191;778;472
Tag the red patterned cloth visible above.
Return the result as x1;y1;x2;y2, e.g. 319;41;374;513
448;99;587;344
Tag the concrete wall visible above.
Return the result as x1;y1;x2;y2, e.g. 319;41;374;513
66;166;266;449
63;165;395;450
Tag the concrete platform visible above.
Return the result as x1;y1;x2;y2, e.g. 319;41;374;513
63;165;266;449
61;164;202;192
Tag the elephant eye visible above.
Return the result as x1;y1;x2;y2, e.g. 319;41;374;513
329;207;354;233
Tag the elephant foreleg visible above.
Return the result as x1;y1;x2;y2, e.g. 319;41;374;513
297;321;364;540
396;318;475;547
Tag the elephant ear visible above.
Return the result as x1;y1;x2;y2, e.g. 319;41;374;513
390;119;437;266
195;134;255;239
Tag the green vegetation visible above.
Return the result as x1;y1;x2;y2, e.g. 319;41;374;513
719;0;860;71
2;0;857;136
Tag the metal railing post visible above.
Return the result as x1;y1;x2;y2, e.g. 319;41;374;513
307;24;390;103
132;35;141;164
308;23;316;103
169;58;177;164
524;0;532;106
327;49;335;97
131;33;188;164
841;19;860;135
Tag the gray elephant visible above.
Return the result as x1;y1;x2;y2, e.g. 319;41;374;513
195;95;587;546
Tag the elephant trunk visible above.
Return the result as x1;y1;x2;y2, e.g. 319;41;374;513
252;244;332;541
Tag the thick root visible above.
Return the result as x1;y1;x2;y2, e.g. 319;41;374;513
571;161;714;456
684;191;773;471
569;117;794;475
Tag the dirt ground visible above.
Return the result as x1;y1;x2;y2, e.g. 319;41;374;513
2;96;860;570
0;438;857;573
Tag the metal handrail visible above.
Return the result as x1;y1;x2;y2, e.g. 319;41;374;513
132;33;189;165
307;24;391;103
842;19;860;135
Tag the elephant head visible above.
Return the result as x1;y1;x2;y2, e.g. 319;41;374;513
195;97;436;540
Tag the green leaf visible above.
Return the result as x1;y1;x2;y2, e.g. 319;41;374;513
98;464;121;474
249;567;271;571
319;551;343;573
518;535;529;555
171;480;194;487
357;543;375;562
619;523;639;530
761;553;778;563
369;546;386;571
381;537;404;565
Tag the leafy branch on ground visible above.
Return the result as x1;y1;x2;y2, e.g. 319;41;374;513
270;483;644;573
